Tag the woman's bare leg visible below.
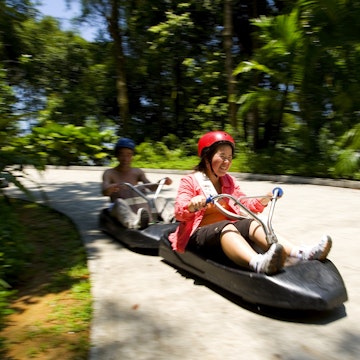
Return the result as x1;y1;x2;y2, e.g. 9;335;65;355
220;224;258;267
248;222;332;261
220;224;286;274
249;223;294;255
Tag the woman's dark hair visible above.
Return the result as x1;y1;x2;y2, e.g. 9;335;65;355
194;141;234;172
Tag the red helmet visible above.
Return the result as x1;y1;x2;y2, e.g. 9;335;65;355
198;131;235;157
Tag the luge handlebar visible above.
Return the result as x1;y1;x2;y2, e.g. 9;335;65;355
205;187;284;245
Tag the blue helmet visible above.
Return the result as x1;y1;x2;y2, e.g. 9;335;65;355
114;137;135;156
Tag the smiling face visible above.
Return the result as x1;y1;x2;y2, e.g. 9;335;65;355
206;144;233;178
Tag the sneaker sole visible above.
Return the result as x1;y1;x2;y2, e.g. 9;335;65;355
317;238;332;261
265;244;287;275
139;209;150;230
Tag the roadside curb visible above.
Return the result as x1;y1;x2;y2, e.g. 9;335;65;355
43;166;360;189
234;173;360;189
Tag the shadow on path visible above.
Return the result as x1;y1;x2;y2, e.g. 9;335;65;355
161;262;348;325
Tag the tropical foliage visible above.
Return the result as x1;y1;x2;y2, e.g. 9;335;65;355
0;0;359;181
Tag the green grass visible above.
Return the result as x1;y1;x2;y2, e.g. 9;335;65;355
0;197;91;359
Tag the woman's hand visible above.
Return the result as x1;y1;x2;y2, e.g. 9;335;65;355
259;191;273;206
188;195;207;212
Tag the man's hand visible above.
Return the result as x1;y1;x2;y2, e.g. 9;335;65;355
164;177;173;185
105;183;124;195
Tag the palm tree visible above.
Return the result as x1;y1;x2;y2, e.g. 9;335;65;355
234;0;360;178
234;8;302;150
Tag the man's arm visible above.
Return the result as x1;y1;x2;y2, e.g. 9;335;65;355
137;169;172;191
102;170;120;196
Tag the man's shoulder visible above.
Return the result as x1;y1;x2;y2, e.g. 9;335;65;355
103;167;117;176
131;167;143;174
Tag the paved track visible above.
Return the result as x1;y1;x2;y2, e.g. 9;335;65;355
6;167;360;360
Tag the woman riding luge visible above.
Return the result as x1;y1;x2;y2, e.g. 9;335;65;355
169;131;332;275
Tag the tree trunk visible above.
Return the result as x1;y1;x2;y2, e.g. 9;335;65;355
223;0;237;130
108;0;130;135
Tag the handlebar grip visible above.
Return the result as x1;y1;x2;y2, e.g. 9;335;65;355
272;187;283;197
206;196;214;204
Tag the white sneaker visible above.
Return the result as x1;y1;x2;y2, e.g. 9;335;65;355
250;243;286;275
155;197;175;223
297;235;332;261
133;208;150;230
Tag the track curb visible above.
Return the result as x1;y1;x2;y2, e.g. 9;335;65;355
43;165;360;189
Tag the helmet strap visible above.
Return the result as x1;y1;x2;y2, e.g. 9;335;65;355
205;158;218;178
210;163;218;178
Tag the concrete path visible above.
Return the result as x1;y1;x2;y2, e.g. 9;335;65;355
6;167;360;360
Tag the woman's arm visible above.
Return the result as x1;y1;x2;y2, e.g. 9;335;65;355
174;176;202;221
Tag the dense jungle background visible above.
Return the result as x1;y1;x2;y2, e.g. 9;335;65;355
1;0;359;180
